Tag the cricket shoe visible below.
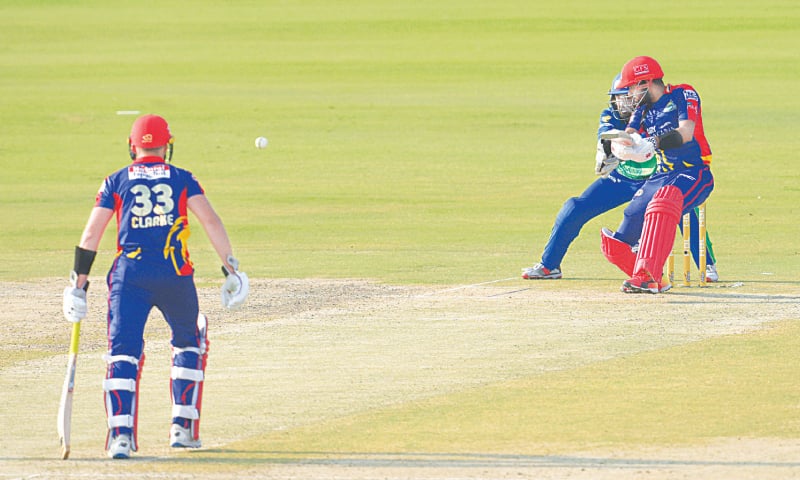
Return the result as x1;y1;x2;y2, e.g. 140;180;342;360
521;263;562;279
170;424;202;448
107;434;132;459
705;264;719;282
621;273;671;294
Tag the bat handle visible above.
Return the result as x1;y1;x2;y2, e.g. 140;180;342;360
69;321;81;354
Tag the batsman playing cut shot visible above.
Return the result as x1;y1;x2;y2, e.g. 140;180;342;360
600;56;714;293
61;114;249;459
521;73;719;282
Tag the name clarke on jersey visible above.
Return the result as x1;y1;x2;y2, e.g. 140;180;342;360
131;212;175;229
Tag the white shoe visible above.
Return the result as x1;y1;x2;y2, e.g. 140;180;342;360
705;264;719;282
170;424;201;448
107;434;132;459
521;263;562;279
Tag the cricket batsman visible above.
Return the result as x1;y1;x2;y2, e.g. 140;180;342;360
600;56;715;293
62;114;249;458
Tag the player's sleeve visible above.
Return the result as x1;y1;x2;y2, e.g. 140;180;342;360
681;86;701;123
626;106;643;131
184;170;205;198
597;107;617;139
671;88;692;123
94;176;117;209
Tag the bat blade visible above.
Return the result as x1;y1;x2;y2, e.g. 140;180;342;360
599;130;633;144
57;322;81;460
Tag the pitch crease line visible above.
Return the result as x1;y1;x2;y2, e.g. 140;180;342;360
422;277;518;296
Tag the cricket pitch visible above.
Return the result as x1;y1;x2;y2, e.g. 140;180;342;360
1;278;799;479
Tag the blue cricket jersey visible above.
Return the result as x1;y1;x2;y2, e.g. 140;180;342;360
628;87;704;173
95;156;205;276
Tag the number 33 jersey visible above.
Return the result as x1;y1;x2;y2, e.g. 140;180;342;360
95;156;205;276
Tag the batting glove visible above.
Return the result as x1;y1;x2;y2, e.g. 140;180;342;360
63;272;88;323
610;132;655;163
221;255;249;310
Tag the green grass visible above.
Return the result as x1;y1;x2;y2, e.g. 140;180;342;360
1;0;798;283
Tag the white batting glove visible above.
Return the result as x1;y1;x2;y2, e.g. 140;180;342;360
62;272;88;323
221;255;249;310
610;132;655;163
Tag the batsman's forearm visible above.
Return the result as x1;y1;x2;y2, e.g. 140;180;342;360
204;219;235;268
187;195;237;270
78;207;113;252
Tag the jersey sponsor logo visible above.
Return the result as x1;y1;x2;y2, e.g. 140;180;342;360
128;164;171;180
663;100;677;113
601;115;612;122
683;89;699;102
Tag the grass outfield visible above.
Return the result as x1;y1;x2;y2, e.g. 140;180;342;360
1;1;799;477
1;0;798;283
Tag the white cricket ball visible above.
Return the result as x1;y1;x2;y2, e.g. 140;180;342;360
255;136;268;149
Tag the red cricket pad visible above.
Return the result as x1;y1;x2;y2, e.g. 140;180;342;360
600;228;635;277
632;185;684;282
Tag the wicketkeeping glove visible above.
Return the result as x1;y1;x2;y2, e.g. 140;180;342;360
221;255;249;310
595;140;619;177
63;272;89;323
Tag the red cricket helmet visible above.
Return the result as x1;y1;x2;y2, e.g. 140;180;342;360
129;114;172;148
618;56;664;88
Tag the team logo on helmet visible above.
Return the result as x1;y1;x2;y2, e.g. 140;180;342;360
619;56;664;88
130;114;172;148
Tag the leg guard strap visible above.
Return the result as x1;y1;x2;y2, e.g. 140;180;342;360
103;378;137;392
171;366;204;382
107;415;134;429
172;405;200;419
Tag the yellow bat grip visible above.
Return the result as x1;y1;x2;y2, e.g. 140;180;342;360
69;322;81;355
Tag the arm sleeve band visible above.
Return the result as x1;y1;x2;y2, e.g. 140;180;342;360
657;129;684;150
73;246;97;275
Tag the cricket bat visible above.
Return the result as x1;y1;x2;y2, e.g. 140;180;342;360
57;321;81;460
599;130;633;144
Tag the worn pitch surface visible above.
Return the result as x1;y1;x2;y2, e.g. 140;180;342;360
1;278;799;479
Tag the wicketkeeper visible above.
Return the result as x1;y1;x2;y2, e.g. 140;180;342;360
62;114;249;458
